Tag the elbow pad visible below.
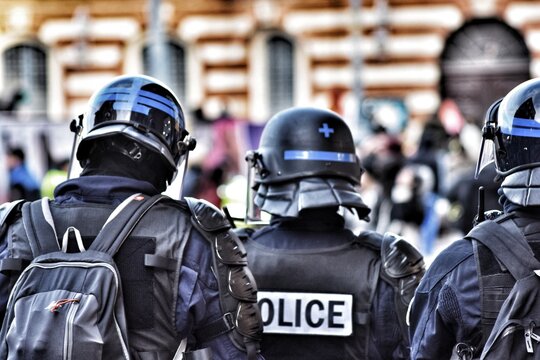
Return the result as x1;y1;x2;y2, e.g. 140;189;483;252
186;198;263;358
381;232;425;306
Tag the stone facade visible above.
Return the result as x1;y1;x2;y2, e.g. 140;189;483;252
0;0;537;126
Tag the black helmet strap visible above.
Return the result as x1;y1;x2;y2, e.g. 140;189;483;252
246;151;269;180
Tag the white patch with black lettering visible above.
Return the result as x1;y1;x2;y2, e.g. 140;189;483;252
257;291;353;336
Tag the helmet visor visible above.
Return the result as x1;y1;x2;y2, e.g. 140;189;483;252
475;136;495;179
84;84;184;162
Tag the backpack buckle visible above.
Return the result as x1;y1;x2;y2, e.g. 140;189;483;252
525;323;540;353
224;312;235;330
454;342;475;360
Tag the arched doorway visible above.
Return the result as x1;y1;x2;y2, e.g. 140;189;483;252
441;18;530;127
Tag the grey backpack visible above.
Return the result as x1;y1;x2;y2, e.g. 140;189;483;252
0;193;164;360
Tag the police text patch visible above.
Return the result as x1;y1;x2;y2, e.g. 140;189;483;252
257;291;353;336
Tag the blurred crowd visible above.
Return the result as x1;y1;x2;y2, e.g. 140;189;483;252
355;106;500;261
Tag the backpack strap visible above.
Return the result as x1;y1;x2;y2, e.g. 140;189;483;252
89;193;166;256
22;198;62;257
22;194;165;258
468;218;540;280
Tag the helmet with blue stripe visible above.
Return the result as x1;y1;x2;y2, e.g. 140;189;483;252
247;107;362;185
76;74;194;183
476;78;540;177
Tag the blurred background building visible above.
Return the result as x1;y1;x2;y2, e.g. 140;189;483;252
0;0;537;255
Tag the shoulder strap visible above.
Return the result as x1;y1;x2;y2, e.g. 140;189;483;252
22;193;165;257
22;198;62;257
89;193;166;256
467;218;540;280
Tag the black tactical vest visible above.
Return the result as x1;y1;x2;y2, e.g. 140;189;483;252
243;231;382;360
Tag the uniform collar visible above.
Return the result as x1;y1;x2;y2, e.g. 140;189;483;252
270;210;346;231
53;175;159;205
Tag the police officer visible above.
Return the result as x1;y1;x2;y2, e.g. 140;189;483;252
0;75;263;359
239;106;425;359
408;78;540;358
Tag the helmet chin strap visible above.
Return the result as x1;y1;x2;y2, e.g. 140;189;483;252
500;168;540;206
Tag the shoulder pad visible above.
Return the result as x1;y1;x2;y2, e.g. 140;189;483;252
184;197;230;232
0;200;25;228
381;232;425;279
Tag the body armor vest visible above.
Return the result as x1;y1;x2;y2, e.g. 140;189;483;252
243;231;382;360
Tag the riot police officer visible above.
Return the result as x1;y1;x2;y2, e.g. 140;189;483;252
239;106;424;359
0;75;263;359
408;78;540;358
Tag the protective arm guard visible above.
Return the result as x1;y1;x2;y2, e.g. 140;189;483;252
185;198;263;360
380;232;425;341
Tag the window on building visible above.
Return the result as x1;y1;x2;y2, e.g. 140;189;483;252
3;44;48;113
143;40;186;101
267;35;295;115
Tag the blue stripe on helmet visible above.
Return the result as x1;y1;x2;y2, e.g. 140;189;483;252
136;95;176;118
100;87;131;93
100;88;177;111
113;102;150;115
284;150;356;163
139;90;178;111
501;126;540;138
501;117;540;137
95;93;131;103
95;93;177;118
510;117;540;128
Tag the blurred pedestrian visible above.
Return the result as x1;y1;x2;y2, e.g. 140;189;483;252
6;147;40;201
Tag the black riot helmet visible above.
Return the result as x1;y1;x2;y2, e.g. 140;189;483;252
476;78;540;178
247;107;363;185
75;74;195;184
